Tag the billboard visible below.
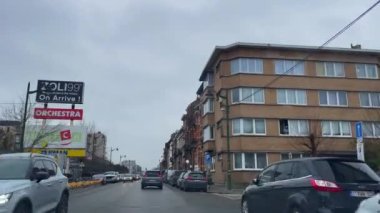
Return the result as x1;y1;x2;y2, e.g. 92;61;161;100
34;108;84;120
36;80;84;104
24;125;86;149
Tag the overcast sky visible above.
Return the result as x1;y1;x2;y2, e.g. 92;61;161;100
1;0;379;169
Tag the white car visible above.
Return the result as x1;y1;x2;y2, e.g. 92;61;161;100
104;171;119;183
356;193;380;213
0;153;69;213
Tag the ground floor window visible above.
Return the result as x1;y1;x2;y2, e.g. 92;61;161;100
281;153;310;160
233;153;267;170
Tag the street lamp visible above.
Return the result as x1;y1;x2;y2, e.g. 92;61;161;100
218;90;232;190
120;154;127;164
109;147;118;164
185;159;190;170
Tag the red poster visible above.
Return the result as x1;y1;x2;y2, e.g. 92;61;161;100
34;108;83;120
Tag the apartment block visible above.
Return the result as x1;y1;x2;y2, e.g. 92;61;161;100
198;43;380;186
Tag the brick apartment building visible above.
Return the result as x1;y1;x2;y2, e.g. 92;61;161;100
198;43;380;186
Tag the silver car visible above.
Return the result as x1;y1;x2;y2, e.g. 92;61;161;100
0;153;69;213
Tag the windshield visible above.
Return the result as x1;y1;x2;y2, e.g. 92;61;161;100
0;158;30;179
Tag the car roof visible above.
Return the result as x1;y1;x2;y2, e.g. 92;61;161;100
0;152;54;160
274;157;362;164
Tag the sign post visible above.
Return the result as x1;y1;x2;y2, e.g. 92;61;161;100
355;122;365;161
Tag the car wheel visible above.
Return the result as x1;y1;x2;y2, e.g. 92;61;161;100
55;193;69;213
14;201;31;213
203;187;208;192
141;185;145;189
159;186;163;190
289;206;303;213
241;199;249;213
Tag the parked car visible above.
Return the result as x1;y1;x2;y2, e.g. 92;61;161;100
163;169;175;184
0;153;69;213
177;171;187;189
181;171;207;192
356;193;380;213
241;157;380;213
104;171;119;183
141;170;163;189
168;170;184;187
92;174;106;185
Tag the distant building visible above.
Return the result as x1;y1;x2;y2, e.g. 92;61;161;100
86;132;107;160
122;160;137;173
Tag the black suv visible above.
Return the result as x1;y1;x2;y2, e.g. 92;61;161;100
241;157;380;213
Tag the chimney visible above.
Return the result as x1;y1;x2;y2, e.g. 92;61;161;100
351;43;362;49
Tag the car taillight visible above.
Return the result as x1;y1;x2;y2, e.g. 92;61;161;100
186;176;192;180
310;178;342;192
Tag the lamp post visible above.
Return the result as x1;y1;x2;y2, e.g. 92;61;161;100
185;159;190;170
218;90;232;190
109;147;118;164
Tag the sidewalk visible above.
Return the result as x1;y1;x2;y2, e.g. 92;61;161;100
207;184;245;194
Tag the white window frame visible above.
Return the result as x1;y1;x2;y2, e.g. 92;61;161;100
233;153;268;171
232;118;266;136
280;153;309;160
231;58;263;74
319;91;348;107
203;73;214;89
359;92;380;108
321;121;352;137
316;62;345;77
203;126;214;142
231;88;265;104
277;89;307;105
278;119;309;136
203;99;214;115
363;122;380;138
356;64;378;79
275;60;305;75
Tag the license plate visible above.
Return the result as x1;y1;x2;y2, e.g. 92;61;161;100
350;191;375;197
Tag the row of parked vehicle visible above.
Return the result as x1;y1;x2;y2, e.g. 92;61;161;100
92;171;141;184
163;170;208;192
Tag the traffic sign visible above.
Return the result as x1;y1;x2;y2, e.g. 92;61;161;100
36;80;84;104
355;122;363;143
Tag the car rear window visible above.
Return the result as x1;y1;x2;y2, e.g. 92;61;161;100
314;160;380;183
146;171;161;177
189;173;205;179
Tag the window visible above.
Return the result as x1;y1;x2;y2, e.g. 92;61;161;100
363;122;380;138
258;165;276;185
316;62;345;77
277;89;306;105
231;88;264;104
319;91;347;106
203;126;214;142
233;153;267;170
232;118;266;135
292;162;311;178
322;121;351;137
43;160;57;176
211;156;216;171
274;162;293;181
359;92;380;108
356;64;378;79
279;119;309;136
231;58;263;74
281;153;309;160
203;99;214;115
203;73;214;89
275;60;304;75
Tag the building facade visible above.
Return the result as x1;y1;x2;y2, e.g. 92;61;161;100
198;43;380;186
0;120;21;153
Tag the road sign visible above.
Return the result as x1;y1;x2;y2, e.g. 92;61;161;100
34;108;83;120
36;80;84;104
356;122;363;143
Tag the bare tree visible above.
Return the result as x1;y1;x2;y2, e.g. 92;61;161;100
301;121;323;157
1;98;33;122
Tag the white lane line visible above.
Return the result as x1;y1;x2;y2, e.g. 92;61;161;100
212;193;242;200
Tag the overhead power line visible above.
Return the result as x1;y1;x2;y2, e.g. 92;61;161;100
239;0;380;103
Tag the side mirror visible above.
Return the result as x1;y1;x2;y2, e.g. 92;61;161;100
251;178;258;185
35;171;50;183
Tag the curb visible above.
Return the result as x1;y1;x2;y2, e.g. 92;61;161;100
68;180;102;189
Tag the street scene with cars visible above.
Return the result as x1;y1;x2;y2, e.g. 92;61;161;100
1;1;380;213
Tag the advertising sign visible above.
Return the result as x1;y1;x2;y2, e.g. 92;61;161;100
36;80;84;104
34;108;83;120
24;125;86;149
31;149;86;157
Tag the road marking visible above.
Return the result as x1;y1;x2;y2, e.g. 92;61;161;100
212;193;242;200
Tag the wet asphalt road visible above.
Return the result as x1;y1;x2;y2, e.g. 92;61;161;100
68;181;240;213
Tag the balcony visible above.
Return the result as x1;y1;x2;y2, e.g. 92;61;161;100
202;140;215;152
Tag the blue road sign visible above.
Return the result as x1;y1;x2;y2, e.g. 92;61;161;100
356;122;363;142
